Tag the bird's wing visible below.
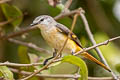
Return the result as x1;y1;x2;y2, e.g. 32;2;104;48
56;23;83;48
56;23;112;72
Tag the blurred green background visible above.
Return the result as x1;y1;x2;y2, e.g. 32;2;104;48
0;0;120;79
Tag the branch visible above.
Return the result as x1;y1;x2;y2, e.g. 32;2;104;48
62;0;72;13
74;36;120;56
0;12;27;27
79;8;118;80
10;68;120;80
8;38;51;54
10;68;80;79
79;7;106;65
0;19;13;27
53;12;79;62
54;8;81;20
0;61;42;67
88;77;120;80
1;26;38;39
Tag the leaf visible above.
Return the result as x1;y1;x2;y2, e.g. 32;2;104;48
62;55;88;80
18;46;39;80
18;46;30;64
115;64;120;73
56;4;64;10
1;3;23;28
0;66;14;80
49;62;79;74
48;5;61;17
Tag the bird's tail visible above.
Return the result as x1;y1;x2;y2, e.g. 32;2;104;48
75;45;111;72
80;52;111;72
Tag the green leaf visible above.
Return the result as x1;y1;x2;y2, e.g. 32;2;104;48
48;5;61;17
0;66;14;80
18;46;39;80
1;3;23;27
18;46;30;64
62;55;88;80
115;64;120;73
56;4;65;10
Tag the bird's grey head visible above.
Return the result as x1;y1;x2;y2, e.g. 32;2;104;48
31;15;56;26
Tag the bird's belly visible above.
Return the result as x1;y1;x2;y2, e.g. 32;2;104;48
41;30;77;54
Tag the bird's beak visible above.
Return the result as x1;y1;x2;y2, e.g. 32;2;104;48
30;23;38;26
30;23;34;26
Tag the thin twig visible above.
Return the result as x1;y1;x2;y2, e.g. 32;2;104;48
79;7;106;65
8;38;51;54
64;0;72;9
51;13;79;63
10;68;80;79
9;68;120;80
0;12;26;27
0;61;42;67
0;26;38;39
0;19;13;27
54;8;81;20
74;36;120;56
88;77;120;80
79;8;118;80
21;13;79;80
54;12;79;60
62;0;72;13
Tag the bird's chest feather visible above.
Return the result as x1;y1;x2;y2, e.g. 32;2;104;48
41;27;65;48
40;26;78;53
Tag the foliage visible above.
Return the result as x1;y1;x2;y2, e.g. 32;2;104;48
62;55;88;80
1;3;23;28
0;66;14;80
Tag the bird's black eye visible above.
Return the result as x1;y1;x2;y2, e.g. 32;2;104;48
40;18;44;21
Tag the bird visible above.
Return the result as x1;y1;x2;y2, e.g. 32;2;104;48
30;15;111;72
